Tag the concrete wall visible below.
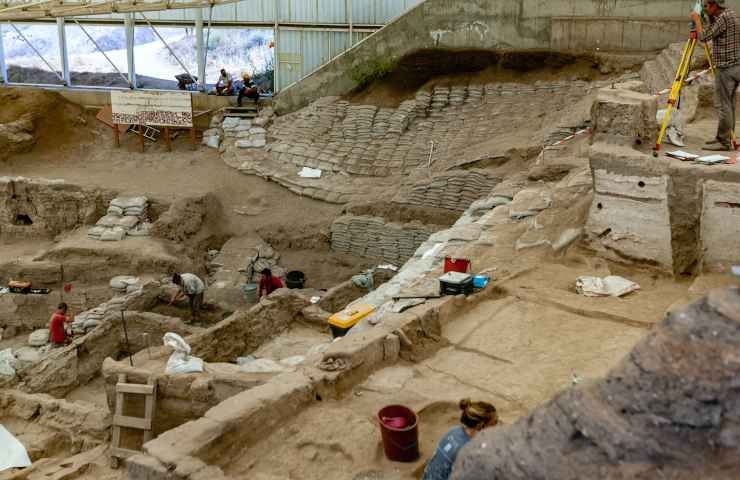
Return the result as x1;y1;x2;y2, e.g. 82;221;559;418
274;0;740;113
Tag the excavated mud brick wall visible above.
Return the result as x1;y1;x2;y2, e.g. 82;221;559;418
269;82;591;178
0;390;111;453
0;177;109;239
586;86;740;274
330;215;440;265
14;284;163;397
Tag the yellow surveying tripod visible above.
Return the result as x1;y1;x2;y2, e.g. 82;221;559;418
653;28;737;156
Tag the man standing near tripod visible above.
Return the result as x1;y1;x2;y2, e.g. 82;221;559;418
691;0;740;151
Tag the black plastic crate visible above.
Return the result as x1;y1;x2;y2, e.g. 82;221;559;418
439;277;474;296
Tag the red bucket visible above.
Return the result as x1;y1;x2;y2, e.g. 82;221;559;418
444;256;471;274
378;405;419;462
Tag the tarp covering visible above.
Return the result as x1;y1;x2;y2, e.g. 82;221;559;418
0;425;32;472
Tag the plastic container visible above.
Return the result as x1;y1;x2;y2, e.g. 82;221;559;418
473;275;489;288
444;256;471;274
378;405;419;462
286;271;306;289
328;304;374;337
241;283;258;303
439;272;474;296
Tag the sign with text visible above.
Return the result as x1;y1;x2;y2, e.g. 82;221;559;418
111;90;193;127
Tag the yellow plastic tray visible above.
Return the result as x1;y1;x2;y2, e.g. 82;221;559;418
329;304;375;329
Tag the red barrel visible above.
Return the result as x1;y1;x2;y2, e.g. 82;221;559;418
444;256;471;273
378;405;420;462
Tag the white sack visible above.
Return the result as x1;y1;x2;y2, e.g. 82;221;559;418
575;276;641;297
163;333;203;374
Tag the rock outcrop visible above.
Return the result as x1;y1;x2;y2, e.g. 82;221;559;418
451;288;740;479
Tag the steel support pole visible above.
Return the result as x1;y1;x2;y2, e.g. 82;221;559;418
57;18;70;85
139;12;197;85
9;23;65;83
124;13;136;88
73;19;130;87
195;6;205;91
204;3;212;87
0;23;7;83
348;0;353;47
273;0;279;92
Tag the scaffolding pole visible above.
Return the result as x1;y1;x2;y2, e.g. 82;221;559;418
203;3;212;88
57;17;70;85
0;23;7;83
347;0;353;47
139;11;196;86
124;13;135;88
9;22;66;84
273;0;278;92
195;5;204;91
73;19;130;87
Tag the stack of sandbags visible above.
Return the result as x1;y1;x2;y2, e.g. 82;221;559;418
70;307;106;334
110;275;141;295
88;196;150;241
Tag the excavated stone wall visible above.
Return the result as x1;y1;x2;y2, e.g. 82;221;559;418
0;176;109;239
452;288;740;479
330;214;440;265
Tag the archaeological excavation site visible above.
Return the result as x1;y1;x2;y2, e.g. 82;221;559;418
1;0;740;479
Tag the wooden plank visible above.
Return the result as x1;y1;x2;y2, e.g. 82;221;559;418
115;383;154;395
110;447;140;459
110;374;126;454
114;415;151;431
223;113;257;118
143;378;157;443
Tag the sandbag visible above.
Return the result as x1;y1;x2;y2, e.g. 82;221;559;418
111;196;147;209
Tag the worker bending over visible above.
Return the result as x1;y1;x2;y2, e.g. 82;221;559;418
48;302;72;347
691;0;740;151
258;268;283;298
170;273;206;324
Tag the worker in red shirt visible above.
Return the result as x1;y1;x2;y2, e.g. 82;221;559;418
258;268;284;298
48;302;72;347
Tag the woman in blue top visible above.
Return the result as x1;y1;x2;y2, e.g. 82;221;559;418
422;398;498;480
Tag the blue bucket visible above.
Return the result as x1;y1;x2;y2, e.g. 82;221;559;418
473;275;489;288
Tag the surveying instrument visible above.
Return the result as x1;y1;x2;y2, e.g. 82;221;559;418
653;2;737;156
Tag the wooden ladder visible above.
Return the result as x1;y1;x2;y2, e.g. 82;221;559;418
110;373;157;468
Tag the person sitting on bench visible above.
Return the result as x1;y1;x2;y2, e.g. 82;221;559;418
237;73;260;107
215;68;233;95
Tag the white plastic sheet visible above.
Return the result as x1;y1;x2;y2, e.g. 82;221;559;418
0;425;31;471
575;276;640;297
298;167;322;178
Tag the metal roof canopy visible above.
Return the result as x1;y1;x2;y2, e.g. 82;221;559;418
0;0;421;91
